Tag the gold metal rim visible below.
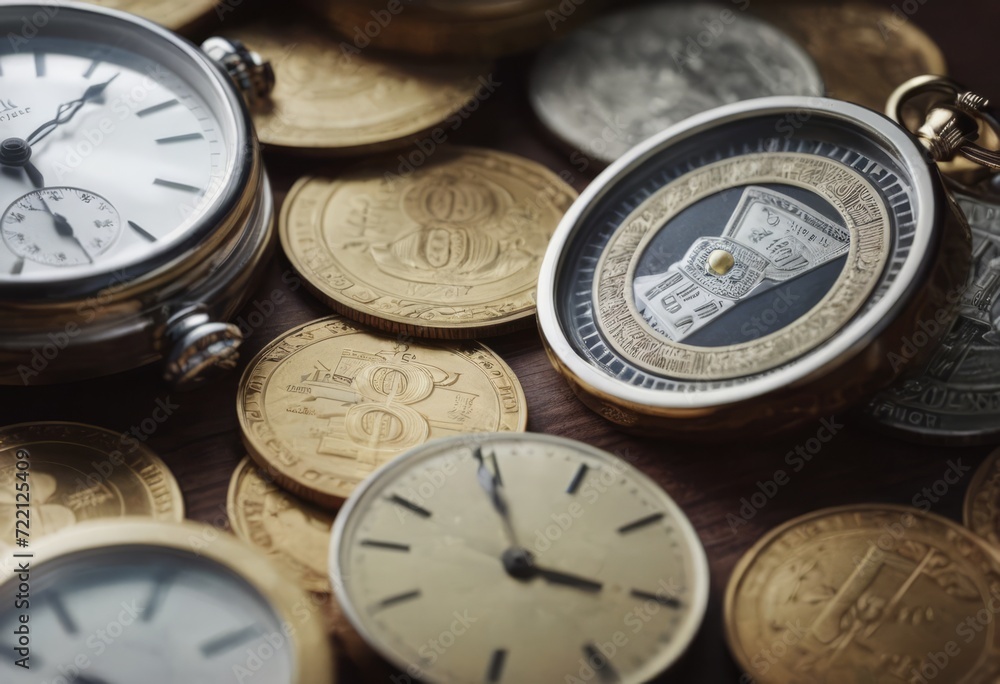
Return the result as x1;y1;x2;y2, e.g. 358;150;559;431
963;447;1000;534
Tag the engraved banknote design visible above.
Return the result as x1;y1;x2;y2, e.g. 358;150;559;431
633;186;850;342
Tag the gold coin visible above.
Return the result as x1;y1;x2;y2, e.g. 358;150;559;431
237;316;527;507
83;0;217;33
299;0;608;58
0;422;184;545
725;505;1000;683
227;456;334;593
965;448;1000;549
281;147;577;338
754;1;947;110
226;21;493;155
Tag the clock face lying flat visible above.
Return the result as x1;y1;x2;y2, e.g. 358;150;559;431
331;433;709;683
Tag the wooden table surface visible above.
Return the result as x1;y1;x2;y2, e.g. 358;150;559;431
4;1;1000;681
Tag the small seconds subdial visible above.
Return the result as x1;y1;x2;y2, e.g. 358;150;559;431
2;187;120;267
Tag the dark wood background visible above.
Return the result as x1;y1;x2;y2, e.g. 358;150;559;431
3;0;1000;681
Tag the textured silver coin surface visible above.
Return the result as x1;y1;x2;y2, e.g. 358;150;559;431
530;3;824;165
866;191;1000;444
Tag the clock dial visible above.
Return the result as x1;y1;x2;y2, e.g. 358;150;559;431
0;548;293;683
0;18;238;284
332;433;709;683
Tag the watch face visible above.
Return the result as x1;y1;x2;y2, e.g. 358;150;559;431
331;433;709;683
538;97;939;406
0;5;242;287
0;546;294;683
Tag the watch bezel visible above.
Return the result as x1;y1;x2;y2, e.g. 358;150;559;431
536;95;945;412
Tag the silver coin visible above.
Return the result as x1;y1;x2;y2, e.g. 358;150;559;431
529;3;824;166
866;191;1000;444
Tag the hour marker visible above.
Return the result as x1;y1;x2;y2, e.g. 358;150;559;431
378;590;421;609
617;512;665;534
128;220;157;242
567;464;589;494
34;52;45;77
201;625;262;657
583;643;619;682
48;591;78;634
10;258;23;275
154;178;201;193
630;589;682;608
388;494;432;518
156;133;204;144
486;649;507;682
136;99;180;117
83;59;101;79
141;572;176;621
360;539;410;552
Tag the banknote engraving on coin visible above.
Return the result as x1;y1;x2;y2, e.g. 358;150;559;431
281;148;576;337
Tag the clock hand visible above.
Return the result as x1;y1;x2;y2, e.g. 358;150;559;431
37;196;94;264
472;446;520;547
24;161;44;189
26;73;120;147
534;566;604;593
501;548;604;593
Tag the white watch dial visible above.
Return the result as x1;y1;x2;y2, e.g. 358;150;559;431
1;550;293;683
0;28;237;284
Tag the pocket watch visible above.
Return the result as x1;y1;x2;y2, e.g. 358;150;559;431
0;519;336;683
0;2;276;388
330;432;709;683
536;94;975;437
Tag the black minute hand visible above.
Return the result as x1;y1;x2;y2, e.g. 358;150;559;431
473;446;519;546
534;565;604;593
27;73;120;147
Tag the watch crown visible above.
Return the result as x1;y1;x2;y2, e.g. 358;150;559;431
201;37;275;107
162;307;243;390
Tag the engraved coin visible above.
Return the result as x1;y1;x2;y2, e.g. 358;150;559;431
726;505;1000;683
529;3;823;165
281;147;577;338
237;316;528;507
965;448;1000;549
0;422;184;545
83;0;218;33
754;0;947;111
867;192;1000;444
228;456;334;593
226;21;492;155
